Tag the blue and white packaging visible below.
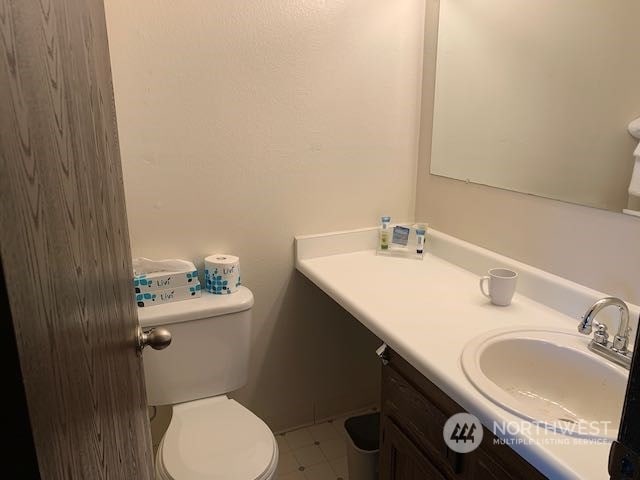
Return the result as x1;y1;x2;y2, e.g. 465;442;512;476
204;254;241;294
391;226;410;246
136;282;202;307
133;257;199;293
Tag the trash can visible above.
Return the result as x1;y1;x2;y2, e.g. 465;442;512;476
344;412;380;480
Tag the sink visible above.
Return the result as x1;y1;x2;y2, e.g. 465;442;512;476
461;328;627;440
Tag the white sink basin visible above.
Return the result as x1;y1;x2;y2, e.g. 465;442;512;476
461;328;627;440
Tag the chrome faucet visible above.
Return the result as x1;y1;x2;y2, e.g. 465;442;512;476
578;297;632;369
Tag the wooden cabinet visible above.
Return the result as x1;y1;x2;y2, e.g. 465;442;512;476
379;349;546;480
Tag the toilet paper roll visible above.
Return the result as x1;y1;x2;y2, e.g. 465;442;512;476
204;254;241;294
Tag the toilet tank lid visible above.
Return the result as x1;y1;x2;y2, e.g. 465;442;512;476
137;287;254;328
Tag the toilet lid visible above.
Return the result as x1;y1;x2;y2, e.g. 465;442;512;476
159;396;277;480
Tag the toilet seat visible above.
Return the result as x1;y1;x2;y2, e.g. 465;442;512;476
155;396;278;480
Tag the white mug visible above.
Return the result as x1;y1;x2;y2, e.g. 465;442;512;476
479;268;518;306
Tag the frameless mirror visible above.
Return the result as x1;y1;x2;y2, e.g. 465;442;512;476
430;0;640;215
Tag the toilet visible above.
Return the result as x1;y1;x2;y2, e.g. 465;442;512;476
138;287;278;480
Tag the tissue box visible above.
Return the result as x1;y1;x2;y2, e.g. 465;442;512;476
136;282;202;307
133;269;199;293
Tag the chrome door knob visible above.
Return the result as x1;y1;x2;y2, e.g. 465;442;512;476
136;326;172;354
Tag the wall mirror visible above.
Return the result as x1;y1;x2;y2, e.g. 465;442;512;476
429;0;640;216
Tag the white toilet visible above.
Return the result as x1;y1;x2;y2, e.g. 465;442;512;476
138;287;278;480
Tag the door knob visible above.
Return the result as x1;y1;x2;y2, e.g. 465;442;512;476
136;326;172;354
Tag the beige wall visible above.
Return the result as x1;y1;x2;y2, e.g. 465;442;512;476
417;0;640;306
105;1;425;430
429;0;640;213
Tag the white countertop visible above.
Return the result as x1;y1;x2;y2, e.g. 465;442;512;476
295;228;637;480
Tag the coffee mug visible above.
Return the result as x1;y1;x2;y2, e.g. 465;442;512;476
479;268;518;306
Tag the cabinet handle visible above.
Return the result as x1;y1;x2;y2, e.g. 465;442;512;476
447;447;464;474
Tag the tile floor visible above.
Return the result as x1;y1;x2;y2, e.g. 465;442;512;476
150;405;379;479
276;417;352;480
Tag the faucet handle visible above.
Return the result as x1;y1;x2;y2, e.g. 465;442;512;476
593;322;609;346
612;332;629;352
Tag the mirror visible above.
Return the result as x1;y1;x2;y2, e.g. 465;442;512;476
429;0;640;215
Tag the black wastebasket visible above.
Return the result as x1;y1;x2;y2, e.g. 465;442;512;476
343;412;380;480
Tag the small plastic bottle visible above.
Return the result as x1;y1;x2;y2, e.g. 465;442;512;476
380;216;391;250
415;226;426;255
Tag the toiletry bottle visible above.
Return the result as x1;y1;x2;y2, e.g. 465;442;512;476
380;216;391;250
415;225;427;255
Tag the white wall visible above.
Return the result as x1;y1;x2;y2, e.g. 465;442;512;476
105;0;425;430
417;0;640;306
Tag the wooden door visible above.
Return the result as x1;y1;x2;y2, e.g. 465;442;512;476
0;0;154;478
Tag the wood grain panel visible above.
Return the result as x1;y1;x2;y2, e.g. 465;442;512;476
0;0;154;478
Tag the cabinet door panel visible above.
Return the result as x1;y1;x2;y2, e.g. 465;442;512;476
380;416;447;480
382;363;461;475
465;448;516;479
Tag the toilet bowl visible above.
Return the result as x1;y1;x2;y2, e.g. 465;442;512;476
137;288;278;480
155;397;278;480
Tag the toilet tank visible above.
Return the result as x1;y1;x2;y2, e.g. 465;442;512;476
137;287;254;406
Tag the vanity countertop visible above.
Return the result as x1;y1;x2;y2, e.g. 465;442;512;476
295;227;638;480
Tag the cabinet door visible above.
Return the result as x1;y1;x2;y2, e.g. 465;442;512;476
380;416;447;480
465;448;514;480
